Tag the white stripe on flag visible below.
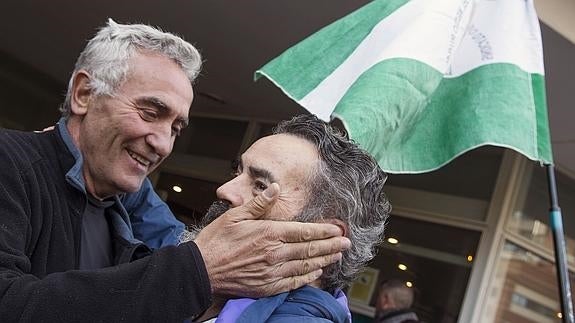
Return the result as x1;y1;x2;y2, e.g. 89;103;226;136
299;0;544;121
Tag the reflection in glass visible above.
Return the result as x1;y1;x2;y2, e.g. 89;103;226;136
485;241;574;323
363;216;481;323
509;165;575;267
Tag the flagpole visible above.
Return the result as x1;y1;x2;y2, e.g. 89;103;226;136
546;164;574;323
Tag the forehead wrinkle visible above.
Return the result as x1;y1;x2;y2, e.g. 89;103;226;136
242;143;283;181
137;96;167;108
243;134;319;187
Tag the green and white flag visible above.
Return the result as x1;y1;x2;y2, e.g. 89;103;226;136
255;0;553;173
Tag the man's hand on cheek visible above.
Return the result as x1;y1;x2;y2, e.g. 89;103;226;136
193;183;351;298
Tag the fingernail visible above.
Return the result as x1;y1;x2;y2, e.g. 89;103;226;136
263;183;279;199
333;252;342;262
313;269;323;279
341;238;351;249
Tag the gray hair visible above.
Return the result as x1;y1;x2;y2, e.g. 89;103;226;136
60;18;202;118
379;279;414;309
273;114;391;292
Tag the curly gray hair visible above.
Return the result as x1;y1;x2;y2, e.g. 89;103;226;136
274;114;391;292
60;18;202;118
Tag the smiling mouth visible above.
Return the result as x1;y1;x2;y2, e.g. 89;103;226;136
127;150;152;167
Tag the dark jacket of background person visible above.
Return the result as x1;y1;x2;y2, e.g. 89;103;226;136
375;279;422;323
0;126;211;322
375;309;422;323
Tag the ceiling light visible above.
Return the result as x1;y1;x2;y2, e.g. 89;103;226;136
387;237;399;244
467;255;473;262
398;264;407;271
406;281;413;288
172;185;182;193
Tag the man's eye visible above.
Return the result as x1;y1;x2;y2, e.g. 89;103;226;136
230;160;241;177
254;180;268;192
139;108;159;121
171;126;182;137
231;168;241;177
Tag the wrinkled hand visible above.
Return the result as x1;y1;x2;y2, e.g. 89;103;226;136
193;183;351;298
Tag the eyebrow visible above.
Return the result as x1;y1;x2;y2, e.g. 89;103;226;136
234;157;278;184
136;96;189;128
248;165;277;184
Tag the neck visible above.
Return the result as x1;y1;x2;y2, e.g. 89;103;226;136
65;117;82;150
309;279;322;289
66;118;113;201
83;170;109;201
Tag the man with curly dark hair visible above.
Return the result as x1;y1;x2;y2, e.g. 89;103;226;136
185;114;391;322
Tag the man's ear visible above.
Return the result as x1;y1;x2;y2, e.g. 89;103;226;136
324;218;348;238
70;70;93;116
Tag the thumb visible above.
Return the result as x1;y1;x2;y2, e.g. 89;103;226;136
237;183;279;221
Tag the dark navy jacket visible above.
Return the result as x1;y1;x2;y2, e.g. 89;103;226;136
0;125;211;322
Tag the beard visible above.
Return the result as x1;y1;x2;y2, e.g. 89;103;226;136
177;198;338;291
199;200;231;228
179;200;231;243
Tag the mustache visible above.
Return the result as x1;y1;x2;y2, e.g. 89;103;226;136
199;200;231;228
180;200;231;244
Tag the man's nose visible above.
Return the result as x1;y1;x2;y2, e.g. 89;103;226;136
216;178;244;208
146;124;174;158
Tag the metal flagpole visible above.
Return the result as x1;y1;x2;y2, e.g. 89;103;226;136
546;164;574;323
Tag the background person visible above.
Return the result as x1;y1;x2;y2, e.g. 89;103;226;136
375;279;422;323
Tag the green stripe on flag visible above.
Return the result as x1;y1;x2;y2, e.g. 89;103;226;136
532;75;552;164
254;0;409;100
334;59;553;173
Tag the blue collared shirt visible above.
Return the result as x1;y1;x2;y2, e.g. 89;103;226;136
58;118;185;249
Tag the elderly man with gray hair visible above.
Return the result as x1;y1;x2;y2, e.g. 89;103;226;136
376;279;422;323
184;114;391;322
0;21;349;322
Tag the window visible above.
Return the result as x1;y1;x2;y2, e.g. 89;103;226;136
351;216;481;323
484;241;574;323
508;165;575;267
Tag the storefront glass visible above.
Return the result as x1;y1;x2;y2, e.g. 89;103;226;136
485;241;574;322
351;216;481;323
508;165;575;267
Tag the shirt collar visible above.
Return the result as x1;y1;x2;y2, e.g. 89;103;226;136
58;117;87;193
58;118;140;244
